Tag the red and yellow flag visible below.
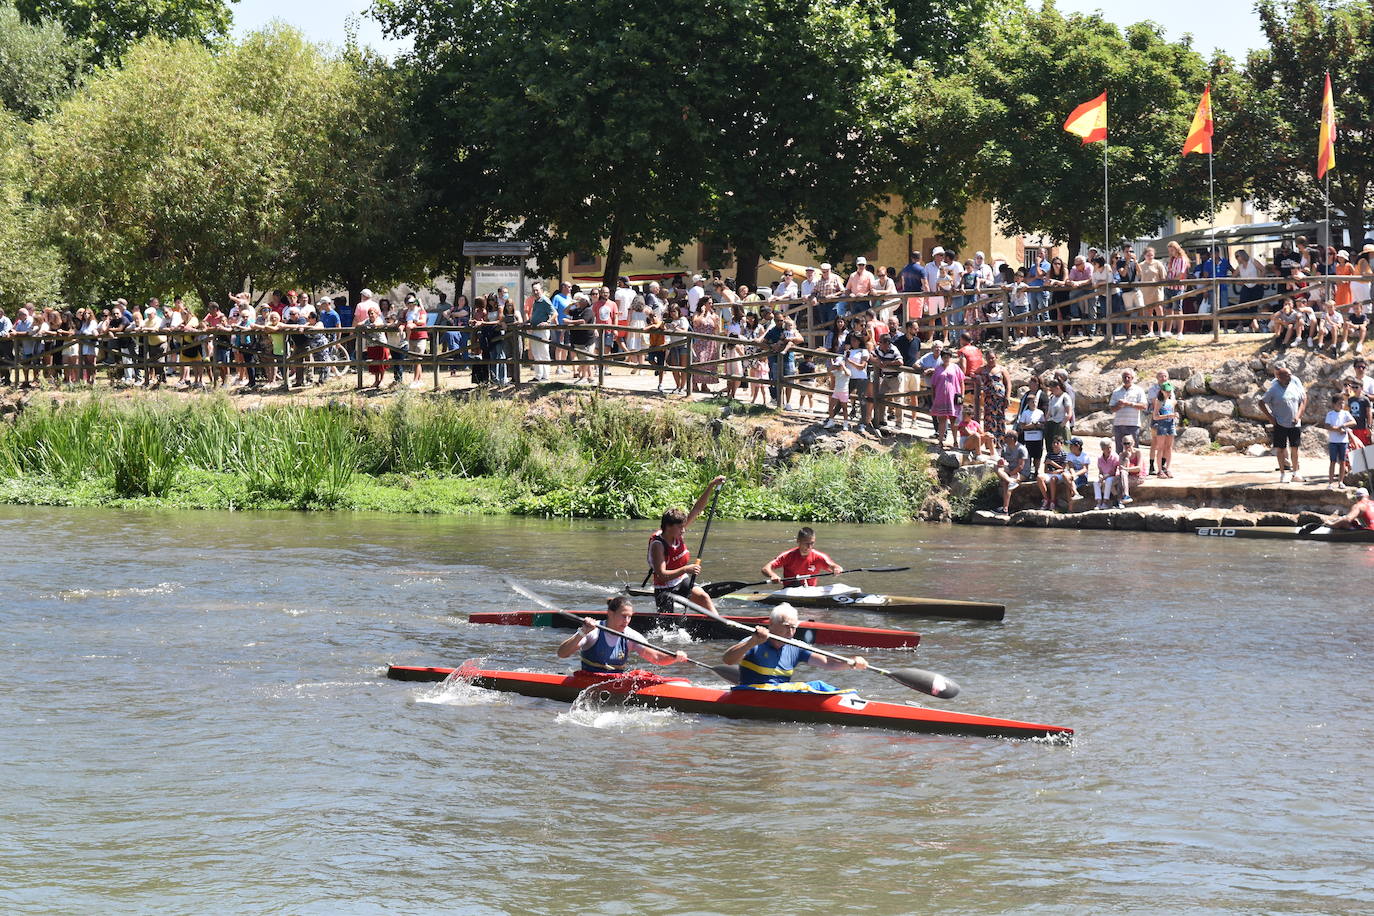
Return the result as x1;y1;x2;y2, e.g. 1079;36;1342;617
1063;91;1108;145
1317;72;1336;179
1181;84;1213;156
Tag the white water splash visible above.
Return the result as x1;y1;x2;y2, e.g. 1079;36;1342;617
642;627;700;646
413;659;510;707
54;582;183;601
532;578;619;596
555;682;679;731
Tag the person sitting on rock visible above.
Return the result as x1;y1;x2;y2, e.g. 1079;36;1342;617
1094;440;1122;509
1037;437;1075;511
1269;298;1302;349
956;396;993;460
1064;437;1091;499
995;430;1028;515
1117;436;1142;504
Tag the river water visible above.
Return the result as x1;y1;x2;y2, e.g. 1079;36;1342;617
2;506;1371;914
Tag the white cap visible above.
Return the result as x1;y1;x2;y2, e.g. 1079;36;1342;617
360;288;374;298
1337;250;1350;260
804;266;816;273
692;275;704;283
975;251;986;259
1356;487;1369;498
931;246;944;256
820;262;832;270
855;256;867;265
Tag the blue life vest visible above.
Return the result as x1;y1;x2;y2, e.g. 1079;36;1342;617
580;629;629;673
738;640;812;686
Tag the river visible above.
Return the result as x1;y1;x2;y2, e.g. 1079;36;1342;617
2;506;1371;914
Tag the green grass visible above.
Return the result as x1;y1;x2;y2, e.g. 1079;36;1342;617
0;393;933;522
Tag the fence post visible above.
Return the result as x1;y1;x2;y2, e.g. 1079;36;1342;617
1211;278;1221;343
999;289;1010;344
596;325;605;388
683;329;693;393
282;333;293;392
511;325;522;387
432;327;441;392
354;328;365;389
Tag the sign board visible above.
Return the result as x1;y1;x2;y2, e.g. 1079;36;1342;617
463;241;532;257
472;267;523;304
1351;444;1374;475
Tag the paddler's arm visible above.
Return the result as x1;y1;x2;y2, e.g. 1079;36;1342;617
722;626;769;666
761;557;783;582
626;628;689;665
555;619;598;658
806;649;869;671
683;474;727;528
819;550;842;575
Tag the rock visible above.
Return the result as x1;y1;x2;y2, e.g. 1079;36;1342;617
1167;366;1193;380
1297;510;1326;527
1175;425;1212;452
1009;509;1050;527
1258;511;1299;527
935;451;963;469
1181;508;1226;530
1143;509;1184;532
970;509;1008;526
1043;511;1080;528
1208;363;1259;398
1184;395;1235;424
1210;418;1267;449
1218;512;1258;527
1249;358;1267;372
1245;443;1271;457
1300;426;1329;457
1184;371;1208;396
1237;393;1269;422
1069;372;1115;414
1076;509;1115;529
1073;411;1115;437
917;494;953;523
1113;509;1148;530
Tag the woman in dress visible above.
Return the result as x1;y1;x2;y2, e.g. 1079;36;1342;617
1045;256;1070;338
691;299;721;392
976;348;1011;443
1164;241;1190;337
929;348;965;449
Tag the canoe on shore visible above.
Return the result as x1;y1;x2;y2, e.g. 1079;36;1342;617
468;610;920;649
387;666;1071;740
1195;525;1374;543
627;584;1006;622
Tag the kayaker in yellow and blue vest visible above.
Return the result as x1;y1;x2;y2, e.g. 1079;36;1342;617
556;596;688;673
722;603;868;693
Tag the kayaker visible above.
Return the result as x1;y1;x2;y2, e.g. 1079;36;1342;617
761;527;843;587
1329;487;1374;530
648;475;727;614
723;604;868;688
556;596;688;672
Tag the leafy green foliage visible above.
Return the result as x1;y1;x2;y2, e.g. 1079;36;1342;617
14;0;233;68
0;2;84;119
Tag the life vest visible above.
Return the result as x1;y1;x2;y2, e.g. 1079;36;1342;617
1357;498;1374;529
738;640;812;686
648;530;690;588
580;629;629;673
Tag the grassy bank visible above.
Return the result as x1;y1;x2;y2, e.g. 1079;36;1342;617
0;393;932;522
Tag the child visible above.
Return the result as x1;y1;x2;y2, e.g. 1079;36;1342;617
1324;392;1355;489
796;353;818;412
1037;437;1072;511
1064;437;1091;501
956;397;992;460
1348;300;1368;356
1346;379;1371;447
823;353;851;431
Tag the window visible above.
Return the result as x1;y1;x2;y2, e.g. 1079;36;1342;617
571;250;600;272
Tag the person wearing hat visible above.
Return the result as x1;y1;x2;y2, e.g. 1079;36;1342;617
686;275;707;314
353;289;376;328
1352;244;1374;322
1333;249;1356;315
810;262;844;326
1329;486;1374;530
1148;378;1179;478
799;265;817;300
843;256;873;321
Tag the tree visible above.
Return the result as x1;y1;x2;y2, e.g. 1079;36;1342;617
14;0;234;68
962;2;1227;254
0;112;64;307
374;0;718;287
0;1;85;119
1233;0;1374;245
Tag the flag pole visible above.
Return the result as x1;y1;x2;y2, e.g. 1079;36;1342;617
1208;147;1217;327
1103;139;1111;340
1325;170;1332;304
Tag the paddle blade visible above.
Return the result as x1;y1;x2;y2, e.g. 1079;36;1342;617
505;578;557;611
860;566;911;573
708;664;742;685
886;667;960;699
702;580;749;599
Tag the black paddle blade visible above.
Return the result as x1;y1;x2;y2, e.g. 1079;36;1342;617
702;580;749;599
886;667;960;699
708;664;742;685
861;565;911;573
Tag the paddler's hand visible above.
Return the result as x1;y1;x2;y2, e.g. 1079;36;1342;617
673;650;689;663
580;617;599;635
710;474;726;489
767;572;782;583
850;655;869;670
684;562;702;576
751;625;770;644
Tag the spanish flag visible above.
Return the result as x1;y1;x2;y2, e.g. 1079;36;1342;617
1063;91;1108;144
1317;72;1336;179
1181;85;1213;156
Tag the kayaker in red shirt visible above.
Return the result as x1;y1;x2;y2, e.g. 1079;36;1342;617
761;527;843;587
1329;486;1374;529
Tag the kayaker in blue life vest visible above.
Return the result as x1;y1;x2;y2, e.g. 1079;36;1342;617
556;596;688;673
722;603;868;689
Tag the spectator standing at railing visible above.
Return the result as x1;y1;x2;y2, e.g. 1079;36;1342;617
798;266;816;301
1232;250;1266;331
526;281;555;382
14;307;36;388
1066;255;1094;337
924;247;945;326
771;270;798;303
1024;247;1050;337
691;300;721;394
842;257;873;321
1112;246;1139;338
1045;256;1070;338
1355;245;1374;309
1198;248;1233;320
811;263;843;326
687;275;707;314
1137;247;1167;338
0;307;11;386
899;251;924;323
874;266;900;321
141;305;167;389
1163;241;1189;337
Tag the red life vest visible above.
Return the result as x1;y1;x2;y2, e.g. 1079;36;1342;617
648;530;690;587
1358;498;1374;529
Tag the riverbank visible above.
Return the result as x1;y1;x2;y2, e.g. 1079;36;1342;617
0;389;938;522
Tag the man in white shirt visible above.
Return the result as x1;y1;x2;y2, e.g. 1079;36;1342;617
1108;369;1148;454
771;271;798;302
614;276;637;324
799;266;817;299
686;275;706;314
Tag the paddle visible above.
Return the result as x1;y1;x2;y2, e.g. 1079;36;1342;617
505;579;740;685
666;592;959;699
699;566;912;600
687;481;722;590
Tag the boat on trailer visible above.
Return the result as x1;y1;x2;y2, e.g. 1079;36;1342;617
387;666;1070;741
468;610;920;649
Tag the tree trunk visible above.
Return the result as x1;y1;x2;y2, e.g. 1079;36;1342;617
733;244;761;293
602;217;626;289
1066;228;1083;261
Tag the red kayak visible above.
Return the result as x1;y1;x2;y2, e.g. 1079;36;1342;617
468;610;919;649
387;666;1072;741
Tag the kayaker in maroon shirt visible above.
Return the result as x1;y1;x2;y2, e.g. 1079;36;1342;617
761;527;843;587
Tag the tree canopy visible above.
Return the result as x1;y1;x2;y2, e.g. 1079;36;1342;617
14;0;235;68
0;1;85;119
